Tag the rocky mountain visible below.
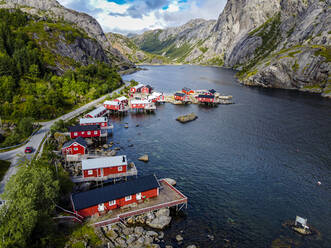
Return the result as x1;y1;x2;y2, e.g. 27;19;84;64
133;0;330;97
133;19;218;64
106;32;169;65
0;0;134;70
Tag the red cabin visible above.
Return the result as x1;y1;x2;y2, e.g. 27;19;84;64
182;87;194;95
85;106;107;118
71;175;160;218
197;94;215;103
174;92;189;101
82;156;128;179
114;96;128;105
130;83;144;93
68;125;101;139
131;100;153;109
80;117;109;128
62;137;87;155
141;85;153;94
104;100;121;111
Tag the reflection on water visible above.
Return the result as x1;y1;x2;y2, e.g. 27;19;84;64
105;65;331;247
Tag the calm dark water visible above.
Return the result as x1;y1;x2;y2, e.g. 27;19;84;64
110;65;331;248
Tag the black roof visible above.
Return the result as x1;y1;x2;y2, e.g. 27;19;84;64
72;175;160;210
209;89;216;94
146;85;153;89
68;125;100;132
198;94;215;99
63;137;87;148
175;92;185;97
182;87;191;91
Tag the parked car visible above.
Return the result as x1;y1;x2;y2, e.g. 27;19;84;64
24;147;33;153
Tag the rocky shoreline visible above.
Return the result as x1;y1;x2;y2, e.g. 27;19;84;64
95;208;196;248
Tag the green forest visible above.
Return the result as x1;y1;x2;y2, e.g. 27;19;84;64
0;9;122;121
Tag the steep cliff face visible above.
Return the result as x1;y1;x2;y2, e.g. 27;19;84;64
133;0;330;97
0;0;134;70
235;0;330;97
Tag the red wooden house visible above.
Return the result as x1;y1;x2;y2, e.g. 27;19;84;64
182;87;194;95
130;100;154;109
80;117;109;128
130;83;144;93
68;125;101;139
197;94;215;103
71;175;160;217
82;156;128;179
104;100;121;111
85;106;107;118
62;137;87;155
174;92;189;101
114;96;128;105
141;85;153;94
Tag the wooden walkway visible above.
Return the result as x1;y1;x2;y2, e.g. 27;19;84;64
91;180;188;227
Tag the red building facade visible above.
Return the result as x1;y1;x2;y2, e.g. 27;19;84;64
62;137;87;155
71;175;160;217
69;125;101;139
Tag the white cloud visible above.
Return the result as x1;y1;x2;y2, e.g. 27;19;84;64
58;0;227;35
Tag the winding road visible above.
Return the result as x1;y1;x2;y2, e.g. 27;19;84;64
0;83;128;197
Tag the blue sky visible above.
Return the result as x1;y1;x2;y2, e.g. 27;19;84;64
58;0;227;34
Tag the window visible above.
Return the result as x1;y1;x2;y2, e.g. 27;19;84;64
94;131;98;134
82;131;85;134
109;200;116;206
98;203;105;212
125;195;132;201
87;131;91;135
74;148;78;151
88;170;93;175
74;132;78;136
118;166;122;172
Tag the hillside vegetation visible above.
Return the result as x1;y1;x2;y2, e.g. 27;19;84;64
0;9;122;121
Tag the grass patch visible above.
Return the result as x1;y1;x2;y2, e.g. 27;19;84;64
0;160;11;181
314;45;331;62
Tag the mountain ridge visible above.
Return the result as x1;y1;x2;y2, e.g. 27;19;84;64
131;0;330;97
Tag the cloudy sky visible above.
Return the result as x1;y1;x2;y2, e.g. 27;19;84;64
58;0;227;35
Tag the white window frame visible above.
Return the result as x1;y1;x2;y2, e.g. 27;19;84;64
109;200;116;206
87;131;91;135
74;147;78;151
136;192;142;200
81;131;85;134
98;203;105;212
125;195;132;201
94;131;98;134
74;132;78;136
88;170;93;175
118;166;123;172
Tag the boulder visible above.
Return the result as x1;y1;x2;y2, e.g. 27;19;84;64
176;113;198;123
134;226;145;236
146;215;172;229
158;231;164;239
103;144;108;149
144;236;154;246
163;178;176;186
126;235;137;245
122;227;133;236
155;208;170;217
176;234;184;242
186;245;197;248
114;147;120;151
138;154;149;162
115;237;127;247
146;231;158;238
165;246;173;248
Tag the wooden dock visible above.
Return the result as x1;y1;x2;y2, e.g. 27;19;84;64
91;179;188;227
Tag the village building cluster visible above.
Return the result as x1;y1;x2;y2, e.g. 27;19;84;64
58;83;187;227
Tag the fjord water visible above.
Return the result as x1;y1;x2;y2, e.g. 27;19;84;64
118;65;331;247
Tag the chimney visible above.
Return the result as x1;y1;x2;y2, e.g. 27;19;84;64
122;156;125;162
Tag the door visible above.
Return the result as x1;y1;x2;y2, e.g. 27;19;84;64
136;192;142;200
98;203;105;212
